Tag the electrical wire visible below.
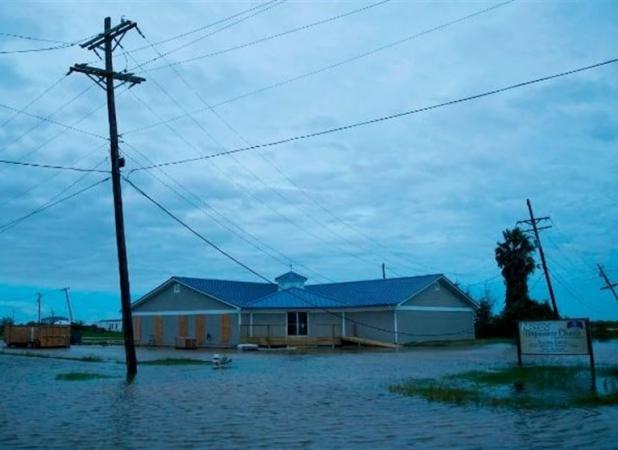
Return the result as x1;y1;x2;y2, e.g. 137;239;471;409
126;39;418;278
118;1;281;58
125;0;515;135
142;0;393;72
131;57;618;172
121;143;335;283
0;31;95;54
129;0;287;69
0;177;110;233
0;75;67;129
0;158;108;173
0;99;107;141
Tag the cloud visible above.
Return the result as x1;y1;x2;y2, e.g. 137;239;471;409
0;0;616;321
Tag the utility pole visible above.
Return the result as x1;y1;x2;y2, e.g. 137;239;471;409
382;263;386;280
36;293;41;324
68;18;145;378
598;264;618;303
516;199;559;318
62;287;73;324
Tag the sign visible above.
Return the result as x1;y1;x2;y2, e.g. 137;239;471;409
518;319;589;355
516;318;596;390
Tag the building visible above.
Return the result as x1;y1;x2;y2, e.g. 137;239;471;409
40;316;70;325
131;271;477;348
97;319;122;331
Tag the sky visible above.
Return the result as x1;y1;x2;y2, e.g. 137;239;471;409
0;0;616;323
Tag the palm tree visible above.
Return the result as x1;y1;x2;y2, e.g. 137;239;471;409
495;227;536;312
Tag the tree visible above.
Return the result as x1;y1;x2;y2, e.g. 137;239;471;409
495;227;536;310
0;316;14;335
475;284;501;338
495;227;554;332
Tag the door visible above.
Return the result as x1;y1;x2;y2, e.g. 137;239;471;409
287;312;308;336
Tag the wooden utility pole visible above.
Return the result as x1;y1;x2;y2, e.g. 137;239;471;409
517;199;559;317
382;263;386;280
598;264;618;303
62;287;73;324
68;18;145;378
37;293;41;324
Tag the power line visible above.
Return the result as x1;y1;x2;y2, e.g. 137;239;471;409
121;143;334;283
127;36;419;278
120;1;282;54
0;75;67;129
0;158;109;173
0;32;72;45
0;157;108;233
0;31;95;54
125;177;273;283
0;99;108;141
0;143;108;209
131;57;618;172
142;0;393;72
124;0;516;135
130;0;287;69
0;177;110;233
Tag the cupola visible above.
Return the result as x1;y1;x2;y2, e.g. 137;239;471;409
275;270;308;290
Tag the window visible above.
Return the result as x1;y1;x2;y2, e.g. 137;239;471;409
173;283;181;294
287;311;308;336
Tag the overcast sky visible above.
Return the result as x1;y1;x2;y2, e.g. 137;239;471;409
0;0;616;323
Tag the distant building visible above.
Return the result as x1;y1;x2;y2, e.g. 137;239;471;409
40;316;70;325
97;319;122;331
131;271;477;348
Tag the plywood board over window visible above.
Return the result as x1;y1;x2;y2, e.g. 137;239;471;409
178;315;188;337
195;315;206;346
154;316;163;345
133;317;141;344
221;314;231;344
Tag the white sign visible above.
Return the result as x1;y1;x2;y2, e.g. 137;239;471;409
518;320;589;355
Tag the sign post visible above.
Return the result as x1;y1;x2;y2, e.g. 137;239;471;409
517;319;596;391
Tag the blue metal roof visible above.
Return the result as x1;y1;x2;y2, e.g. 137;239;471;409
305;274;443;307
168;274;443;309
246;287;347;309
173;276;277;307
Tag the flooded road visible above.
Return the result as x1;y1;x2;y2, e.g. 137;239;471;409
1;342;617;449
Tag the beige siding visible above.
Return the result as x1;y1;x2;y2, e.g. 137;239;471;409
402;279;473;308
308;312;342;337
250;313;286;337
347;310;395;343
396;310;475;344
133;282;236;313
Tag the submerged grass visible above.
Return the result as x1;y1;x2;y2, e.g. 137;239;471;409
406;338;514;348
140;358;211;366
390;365;618;410
0;350;103;363
55;372;115;381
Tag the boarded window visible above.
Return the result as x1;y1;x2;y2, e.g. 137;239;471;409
133;317;141;344
221;314;231;344
178;315;188;337
154;316;163;345
195;315;206;346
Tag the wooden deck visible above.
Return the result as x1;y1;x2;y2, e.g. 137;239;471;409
341;336;400;349
243;335;399;349
244;336;342;348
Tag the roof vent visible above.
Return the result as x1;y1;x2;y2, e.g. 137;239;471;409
275;270;308;290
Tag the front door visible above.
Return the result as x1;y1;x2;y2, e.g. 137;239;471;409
287;311;308;336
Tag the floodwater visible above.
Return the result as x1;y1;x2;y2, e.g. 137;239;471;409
1;342;617;449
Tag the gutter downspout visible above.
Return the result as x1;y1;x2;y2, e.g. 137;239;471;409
394;307;399;345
